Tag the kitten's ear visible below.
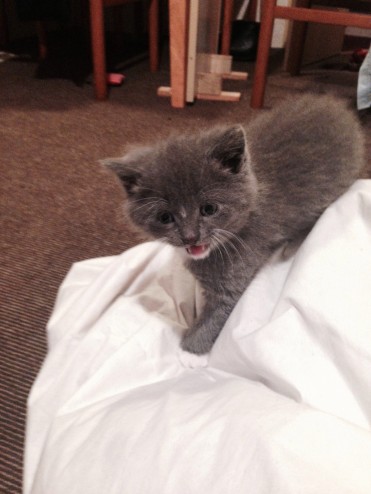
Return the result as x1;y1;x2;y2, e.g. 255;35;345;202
210;125;249;174
102;158;142;196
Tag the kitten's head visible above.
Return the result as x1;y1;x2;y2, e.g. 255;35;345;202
105;126;257;260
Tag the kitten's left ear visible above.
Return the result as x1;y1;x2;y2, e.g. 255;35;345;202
210;125;249;174
102;158;142;196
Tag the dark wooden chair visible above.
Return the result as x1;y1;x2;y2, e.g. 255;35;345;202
250;0;371;108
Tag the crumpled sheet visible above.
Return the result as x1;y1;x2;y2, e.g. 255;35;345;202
24;180;371;494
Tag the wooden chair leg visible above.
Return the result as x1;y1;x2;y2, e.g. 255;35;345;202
285;20;308;75
90;0;108;100
221;0;234;55
285;0;311;76
250;0;276;108
247;0;258;21
149;0;159;72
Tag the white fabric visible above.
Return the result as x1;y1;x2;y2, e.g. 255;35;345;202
24;180;371;494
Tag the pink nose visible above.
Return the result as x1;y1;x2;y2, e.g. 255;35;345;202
182;235;198;246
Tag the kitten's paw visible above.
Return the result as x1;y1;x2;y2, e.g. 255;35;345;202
178;350;209;369
181;328;214;355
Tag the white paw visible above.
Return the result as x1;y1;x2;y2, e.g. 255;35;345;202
178;350;209;369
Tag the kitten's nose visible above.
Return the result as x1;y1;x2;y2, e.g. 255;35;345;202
182;233;199;246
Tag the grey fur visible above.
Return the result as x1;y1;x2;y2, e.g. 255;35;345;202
105;94;365;354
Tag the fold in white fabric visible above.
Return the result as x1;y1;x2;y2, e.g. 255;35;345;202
24;180;371;494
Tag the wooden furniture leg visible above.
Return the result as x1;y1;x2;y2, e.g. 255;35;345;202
250;0;276;108
90;0;107;100
285;0;311;76
221;0;234;55
169;0;188;108
247;0;259;20
149;0;159;72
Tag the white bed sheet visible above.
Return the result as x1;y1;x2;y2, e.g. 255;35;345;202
24;180;371;494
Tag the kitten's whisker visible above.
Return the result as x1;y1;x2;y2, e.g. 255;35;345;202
214;229;251;257
209;237;228;297
219;241;235;269
224;239;245;267
211;231;234;268
211;235;226;270
214;229;248;251
213;229;246;267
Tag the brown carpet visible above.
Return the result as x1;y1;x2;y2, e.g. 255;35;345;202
0;43;370;493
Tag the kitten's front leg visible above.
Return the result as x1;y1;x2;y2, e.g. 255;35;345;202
182;232;273;355
181;299;234;355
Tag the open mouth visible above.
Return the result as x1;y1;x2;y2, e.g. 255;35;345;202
185;244;211;259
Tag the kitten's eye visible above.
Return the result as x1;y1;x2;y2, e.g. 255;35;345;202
157;211;175;224
200;204;218;216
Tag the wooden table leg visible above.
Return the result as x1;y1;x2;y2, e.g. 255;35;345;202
169;0;188;108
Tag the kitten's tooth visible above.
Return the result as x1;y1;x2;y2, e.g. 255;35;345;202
186;244;210;258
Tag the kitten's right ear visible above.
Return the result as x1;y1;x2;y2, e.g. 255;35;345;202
102;158;142;196
209;125;249;174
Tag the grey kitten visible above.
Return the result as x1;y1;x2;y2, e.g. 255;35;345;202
105;94;365;355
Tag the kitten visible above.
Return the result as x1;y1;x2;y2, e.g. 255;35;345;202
105;94;365;355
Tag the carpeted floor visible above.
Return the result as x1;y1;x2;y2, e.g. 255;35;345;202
0;37;370;492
